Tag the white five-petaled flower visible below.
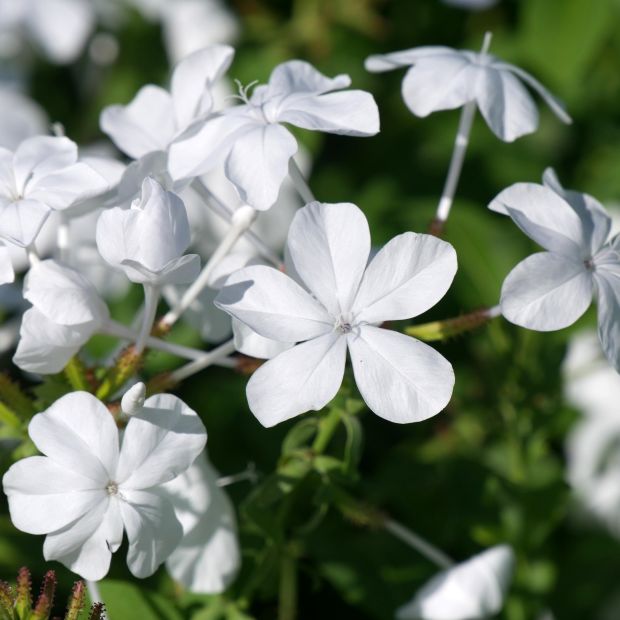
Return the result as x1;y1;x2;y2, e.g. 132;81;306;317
396;545;515;620
0;136;109;248
490;169;620;371
2;389;207;581
100;44;234;160
163;452;241;593
13;259;109;374
365;43;571;142
169;60;380;210
96;177;201;285
215;201;457;426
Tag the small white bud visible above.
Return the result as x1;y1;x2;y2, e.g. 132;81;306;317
121;382;146;416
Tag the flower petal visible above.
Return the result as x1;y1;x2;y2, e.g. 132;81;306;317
164;454;241;594
500;252;593;331
0;244;14;285
277;90;379;136
43;499;118;582
100;86;176;159
489;183;589;257
170;44;234;128
286;201;370;316
400;55;478;117
117;393;207;489
13;136;76;192
225;123;298;210
264;60;351;97
353;233;457;323
0;198;51;247
3;456;104;534
246;332;347;427
347;326;454;423
475;67;539;142
365;47;464;72
24;259;108;325
594;268;620;372
28;392;119;482
232;318;293;359
215;265;333;342
120;489;183;579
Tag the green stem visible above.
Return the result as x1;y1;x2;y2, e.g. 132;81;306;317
406;304;501;342
64;356;92;392
312;407;341;454
278;550;298;620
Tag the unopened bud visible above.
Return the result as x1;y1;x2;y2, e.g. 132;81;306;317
121;382;146;416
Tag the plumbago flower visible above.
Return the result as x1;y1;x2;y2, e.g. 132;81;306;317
489;169;620;371
96;177;200;286
216;201;457;426
100;44;234;160
0;136;109;248
169;60;380;209
2;389;207;581
396;545;515;620
365;42;571;142
163;452;241;593
13;259;109;374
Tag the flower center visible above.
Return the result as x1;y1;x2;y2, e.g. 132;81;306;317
584;257;595;271
335;315;354;334
105;481;119;496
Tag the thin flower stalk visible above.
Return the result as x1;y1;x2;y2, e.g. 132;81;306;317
161;206;257;329
169;339;237;383
288;157;315;204
135;285;160;354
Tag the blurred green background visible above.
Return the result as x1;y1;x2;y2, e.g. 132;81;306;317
3;0;620;618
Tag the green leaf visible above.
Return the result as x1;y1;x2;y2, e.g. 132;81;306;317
97;581;183;620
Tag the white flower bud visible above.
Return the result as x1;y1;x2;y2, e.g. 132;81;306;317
121;382;146;417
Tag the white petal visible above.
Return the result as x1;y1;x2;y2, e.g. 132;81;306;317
170;44;234;128
397;545;515;620
43;499;119;582
500;252;592;330
168;113;256;181
353;233;457;323
225;123;298;210
120;489;183;578
215;265;333;342
24;259;108;325
29;0;94;63
3;456;104;534
286;201;370;316
347;326;454;423
164;454;240;594
475;67;539;142
0;244;14;284
13;136;76;192
28;392;120;482
265;60;351;97
13;308;91;374
27;162;109;210
365;47;463;72
100;86;176;159
232;318;293;359
120;253;201;286
246;332;347;427
595;268;620;372
489;183;589;257
117;393;207;489
400;56;478;117
277;90;379;136
0;199;51;247
496;62;572;125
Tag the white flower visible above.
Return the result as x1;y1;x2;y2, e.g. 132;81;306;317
96;177;201;286
169;60;380;210
2;389;207;581
0;0;95;63
13;259;109;374
0;136;109;248
0;86;48;150
396;545;515;620
365;43;571;142
163;452;240;593
100;44;234;160
215;201;456;426
490;169;620;371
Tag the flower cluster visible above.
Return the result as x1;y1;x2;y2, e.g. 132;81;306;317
0;20;616;620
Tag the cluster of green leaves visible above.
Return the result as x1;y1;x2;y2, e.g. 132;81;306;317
3;0;620;618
